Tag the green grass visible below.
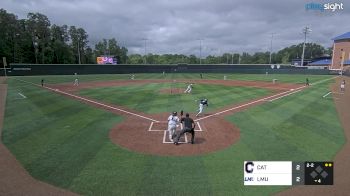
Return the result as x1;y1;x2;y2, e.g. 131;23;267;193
78;82;270;114
12;73;332;85
1;74;345;196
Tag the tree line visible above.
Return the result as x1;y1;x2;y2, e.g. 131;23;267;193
0;9;331;65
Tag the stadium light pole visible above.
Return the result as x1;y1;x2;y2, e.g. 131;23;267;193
77;40;81;64
197;39;203;64
301;26;311;66
142;38;148;64
269;33;275;64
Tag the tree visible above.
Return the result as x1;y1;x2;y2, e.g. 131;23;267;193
128;54;143;64
26;12;51;64
0;9;21;64
94;38;128;64
69;26;89;64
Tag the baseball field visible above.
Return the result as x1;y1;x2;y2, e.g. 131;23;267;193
0;73;348;195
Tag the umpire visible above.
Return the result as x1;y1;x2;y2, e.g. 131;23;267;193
174;113;196;145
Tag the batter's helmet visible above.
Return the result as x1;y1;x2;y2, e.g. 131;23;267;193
172;111;177;116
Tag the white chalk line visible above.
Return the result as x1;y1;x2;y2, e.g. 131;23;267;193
14;76;338;123
18;93;27;99
195;76;339;122
323;92;332;98
148;122;154;131
148;121;203;132
268;89;302;102
196;122;203;132
310;76;338;86
14;78;159;122
195;89;302;121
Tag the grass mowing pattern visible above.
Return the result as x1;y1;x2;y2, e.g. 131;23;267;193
12;73;332;85
2;78;123;188
78;82;271;114
204;79;345;195
1;74;344;195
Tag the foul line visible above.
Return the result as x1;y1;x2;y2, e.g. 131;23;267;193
14;75;338;123
14;78;159;122
195;76;339;122
268;89;302;102
195;89;297;121
323;92;332;98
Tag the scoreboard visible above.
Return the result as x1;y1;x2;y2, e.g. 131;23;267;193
244;161;333;186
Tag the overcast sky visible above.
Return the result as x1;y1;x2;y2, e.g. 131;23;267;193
2;0;349;56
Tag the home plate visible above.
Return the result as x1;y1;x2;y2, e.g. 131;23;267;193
163;131;187;144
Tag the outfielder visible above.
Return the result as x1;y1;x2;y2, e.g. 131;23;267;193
184;84;193;93
74;73;79;86
196;99;208;117
167;111;179;141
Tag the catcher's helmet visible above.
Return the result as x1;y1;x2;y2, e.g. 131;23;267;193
172;111;177;116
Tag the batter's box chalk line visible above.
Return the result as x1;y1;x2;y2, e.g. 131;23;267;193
147;121;203;144
148;121;203;132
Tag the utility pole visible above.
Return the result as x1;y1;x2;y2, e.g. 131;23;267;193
301;26;311;66
269;33;275;64
232;52;234;64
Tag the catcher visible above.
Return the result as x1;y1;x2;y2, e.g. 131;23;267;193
174;112;196;145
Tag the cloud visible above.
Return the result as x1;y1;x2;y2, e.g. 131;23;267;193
2;0;350;56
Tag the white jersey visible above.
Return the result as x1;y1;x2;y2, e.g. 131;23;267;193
168;115;179;127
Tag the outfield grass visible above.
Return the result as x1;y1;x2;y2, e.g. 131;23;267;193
13;73;332;85
78;82;270;114
1;74;344;195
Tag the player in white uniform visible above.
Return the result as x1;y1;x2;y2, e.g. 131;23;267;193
184;84;193;93
73;73;79;86
340;80;345;92
167;111;179;141
196;99;208;117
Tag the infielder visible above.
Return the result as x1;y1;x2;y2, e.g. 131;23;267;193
174;113;196;145
167;111;179;141
184;84;193;93
196;99;208;117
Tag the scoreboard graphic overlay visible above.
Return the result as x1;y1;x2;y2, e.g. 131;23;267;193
244;161;333;186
